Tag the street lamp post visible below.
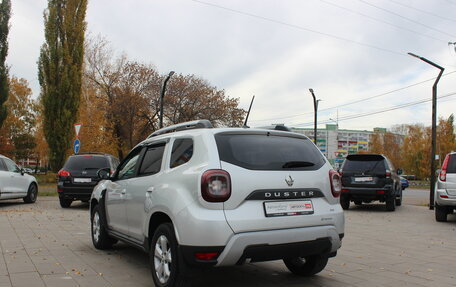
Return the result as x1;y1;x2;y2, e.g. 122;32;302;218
309;89;320;145
408;52;444;210
159;71;175;129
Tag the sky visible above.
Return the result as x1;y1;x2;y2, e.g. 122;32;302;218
7;0;456;131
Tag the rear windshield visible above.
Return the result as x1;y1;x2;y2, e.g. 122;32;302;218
64;156;109;171
215;133;325;171
342;155;386;173
448;154;456;173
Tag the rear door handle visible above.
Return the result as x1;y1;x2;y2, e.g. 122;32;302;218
121;189;126;195
146;187;154;193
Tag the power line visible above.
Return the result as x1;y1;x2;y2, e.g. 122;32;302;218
319;0;447;43
386;0;456;23
251;70;456;123
358;0;456;38
189;0;407;57
291;91;456;127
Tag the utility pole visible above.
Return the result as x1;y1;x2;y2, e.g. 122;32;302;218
408;52;444;210
159;71;175;129
309;89;320;145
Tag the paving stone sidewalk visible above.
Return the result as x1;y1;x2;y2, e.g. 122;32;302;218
0;196;455;287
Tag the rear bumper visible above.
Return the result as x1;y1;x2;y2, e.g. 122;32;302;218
58;184;95;200
215;225;342;266
341;186;393;201
435;189;456;207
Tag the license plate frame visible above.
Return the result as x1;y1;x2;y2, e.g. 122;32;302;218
74;178;92;183
263;200;314;217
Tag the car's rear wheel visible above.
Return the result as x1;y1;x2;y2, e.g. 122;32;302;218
23;183;38;203
340;198;350;210
150;223;188;287
59;196;72;208
435;204;448;222
91;205;116;249
283;254;329;276
386;195;396;211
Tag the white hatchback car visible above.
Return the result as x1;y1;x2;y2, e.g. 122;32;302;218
0;154;38;203
90;120;344;287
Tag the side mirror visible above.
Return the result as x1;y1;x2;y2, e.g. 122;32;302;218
21;168;25;175
396;168;403;175
97;168;111;180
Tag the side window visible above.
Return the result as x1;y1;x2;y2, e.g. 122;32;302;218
170;139;193;168
139;144;166;176
117;148;142;180
0;159;7;171
4;158;20;173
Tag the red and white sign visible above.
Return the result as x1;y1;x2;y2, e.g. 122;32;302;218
74;123;82;137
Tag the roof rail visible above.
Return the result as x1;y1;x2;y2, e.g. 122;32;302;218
73;152;110;156
148;120;213;138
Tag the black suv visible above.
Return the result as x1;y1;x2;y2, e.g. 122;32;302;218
340;154;402;211
57;153;119;208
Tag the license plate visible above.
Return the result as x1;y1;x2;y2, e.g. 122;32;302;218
264;200;314;217
74;178;91;183
354;177;373;182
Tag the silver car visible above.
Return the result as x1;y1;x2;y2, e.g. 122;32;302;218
435;151;456;222
0;154;38;203
89;120;344;287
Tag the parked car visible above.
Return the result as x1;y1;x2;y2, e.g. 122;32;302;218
435;152;456;222
340;154;402;211
400;176;409;190
57;153;119;208
0;154;38;203
89;120;344;287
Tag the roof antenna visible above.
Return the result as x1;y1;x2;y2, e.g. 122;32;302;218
243;95;255;128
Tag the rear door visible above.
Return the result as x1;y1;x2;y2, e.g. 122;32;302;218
126;142;166;241
341;155;387;188
445;154;456;195
215;131;331;233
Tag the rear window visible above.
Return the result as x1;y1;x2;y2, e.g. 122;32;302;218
447;154;456;173
342;155;386;173
64;156;109;170
215;133;325;171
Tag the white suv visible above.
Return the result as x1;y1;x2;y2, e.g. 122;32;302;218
89;120;344;286
435;151;456;222
0;154;38;203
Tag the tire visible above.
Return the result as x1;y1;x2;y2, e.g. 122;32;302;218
283;254;329;276
340;198;350;210
23;183;38;203
386;195;396;211
435;204;448;222
91;205;116;249
59;196;72;208
150;223;188;287
354;200;362;206
395;189;402;206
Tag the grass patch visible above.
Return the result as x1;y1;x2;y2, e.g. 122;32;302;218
39;183;58;196
35;173;57;184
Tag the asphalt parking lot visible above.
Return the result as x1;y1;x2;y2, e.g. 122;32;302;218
0;189;455;287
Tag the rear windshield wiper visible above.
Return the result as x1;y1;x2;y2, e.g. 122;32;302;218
282;161;315;168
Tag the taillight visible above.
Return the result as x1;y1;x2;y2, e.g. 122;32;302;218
58;170;71;177
385;170;391;178
201;170;231;202
329;170;342;198
440;154;450;182
341;189;350;193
